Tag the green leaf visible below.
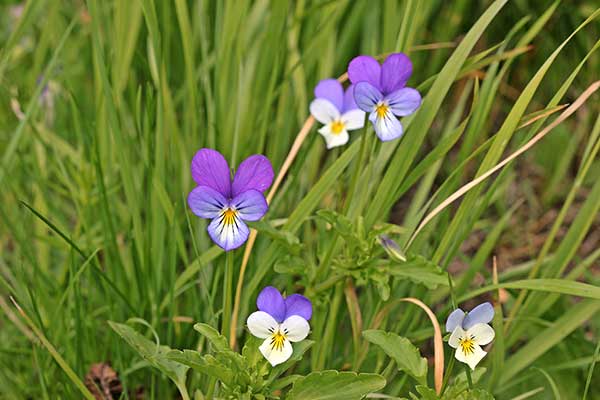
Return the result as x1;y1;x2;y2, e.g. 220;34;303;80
451;389;495;400
241;335;265;369
460;279;600;302
418;381;495;400
387;254;448;289
414;386;438;400
363;330;427;384
193;323;230;352
500;299;600;384
286;370;386;400
109;321;189;392
166;349;235;385
193;323;247;373
316;209;355;240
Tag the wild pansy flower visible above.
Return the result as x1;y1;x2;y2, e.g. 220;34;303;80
187;149;273;251
309;79;365;149
446;302;495;370
246;286;312;366
349;53;421;141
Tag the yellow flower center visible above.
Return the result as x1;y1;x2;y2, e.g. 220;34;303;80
375;103;389;118
222;208;237;226
331;120;345;134
270;331;286;351
459;336;476;355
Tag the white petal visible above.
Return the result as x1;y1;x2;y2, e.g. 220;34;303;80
318;124;349;149
310;98;340;124
448;326;465;349
341;109;366;130
468;323;495;346
207;210;250;251
370;109;403;141
259;336;293;366
247;311;278;339
280;315;310;342
454;344;487;370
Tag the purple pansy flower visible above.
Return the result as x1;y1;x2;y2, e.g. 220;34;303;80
446;302;495;370
309;79;365;149
349;53;422;141
246;286;312;366
187;149;274;251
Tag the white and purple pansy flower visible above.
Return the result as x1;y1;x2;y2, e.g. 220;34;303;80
309;78;365;149
187;149;274;251
446;302;495;370
349;53;422;141
246;286;312;366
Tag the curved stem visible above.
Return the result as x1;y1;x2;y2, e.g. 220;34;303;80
221;251;234;339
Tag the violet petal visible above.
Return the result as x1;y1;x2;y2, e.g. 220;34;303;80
342;84;359;113
445;308;465;333
191;149;231;197
257;286;286;322
187;186;227;218
231;189;268;222
231;154;274;197
314;78;344;112
353;81;383;113
463;302;494;329
380;53;413;94
386;87;421;117
284;294;312;321
348;55;381;88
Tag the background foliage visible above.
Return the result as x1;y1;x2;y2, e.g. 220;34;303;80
0;0;599;398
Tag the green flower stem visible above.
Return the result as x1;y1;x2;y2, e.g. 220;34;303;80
440;355;456;395
344;114;371;214
315;282;344;370
465;365;474;389
175;382;191;400
221;250;234;338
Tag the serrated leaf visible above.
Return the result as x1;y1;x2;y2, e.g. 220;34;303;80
274;255;308;275
414;385;438;400
166;349;234;384
316;209;356;241
449;389;495;400
109;321;188;388
193;323;230;352
191;323;249;382
286;370;386;400
241;335;265;368
363;330;427;384
387;254;448;289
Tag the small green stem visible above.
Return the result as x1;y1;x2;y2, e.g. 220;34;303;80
221;251;234;338
315;282;344;370
465;365;473;389
440;355;455;395
176;382;191;400
344;115;371;213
